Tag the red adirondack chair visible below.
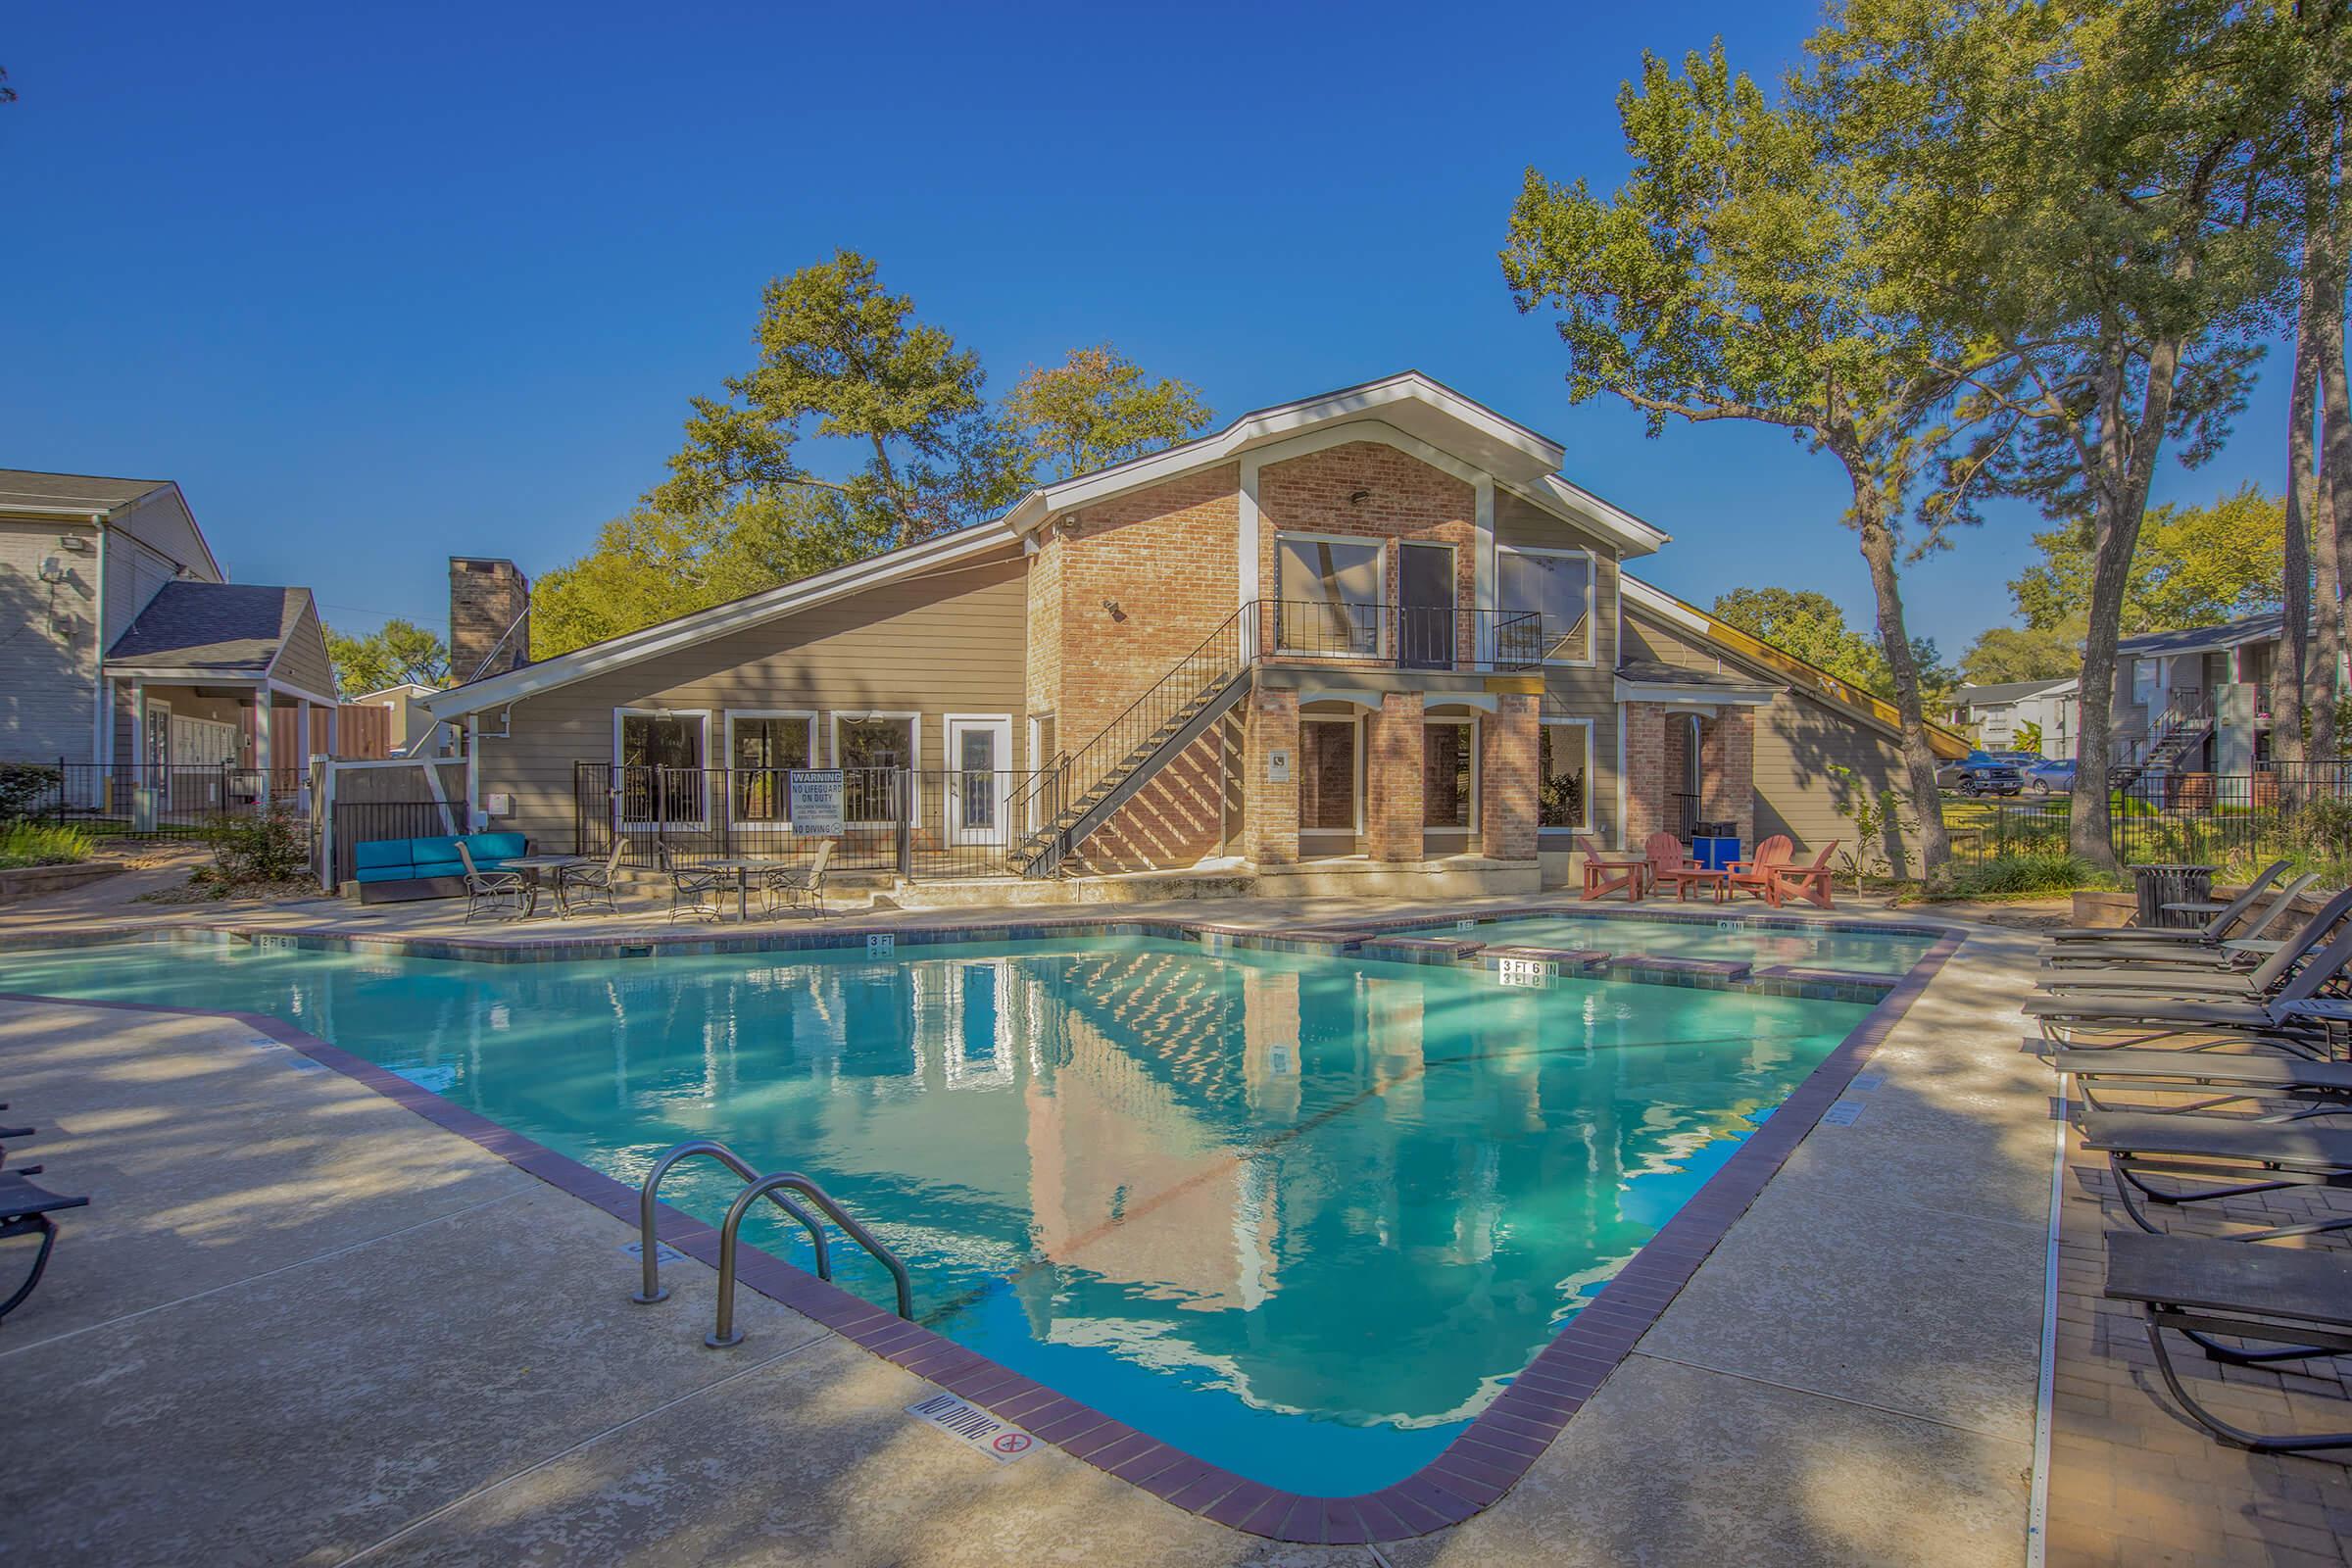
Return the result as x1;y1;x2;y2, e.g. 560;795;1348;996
1771;840;1841;910
1581;846;1649;901
1726;835;1795;907
1643;831;1728;904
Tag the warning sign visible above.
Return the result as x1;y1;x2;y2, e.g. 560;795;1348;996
906;1393;1036;1463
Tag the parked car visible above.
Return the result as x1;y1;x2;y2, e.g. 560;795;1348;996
1937;750;2032;796
2025;758;2077;794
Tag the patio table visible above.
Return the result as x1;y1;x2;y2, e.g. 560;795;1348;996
699;857;782;922
503;855;594;916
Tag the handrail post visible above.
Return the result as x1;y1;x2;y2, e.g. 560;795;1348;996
710;1168;913;1347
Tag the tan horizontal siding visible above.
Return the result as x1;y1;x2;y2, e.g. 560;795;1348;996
272;602;338;699
474;553;1028;848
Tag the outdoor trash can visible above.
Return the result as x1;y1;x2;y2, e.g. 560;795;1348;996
2131;863;2216;928
1690;834;1741;871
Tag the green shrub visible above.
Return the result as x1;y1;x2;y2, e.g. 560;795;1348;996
0;821;93;869
0;762;60;822
199;809;311;886
1936;851;2101;899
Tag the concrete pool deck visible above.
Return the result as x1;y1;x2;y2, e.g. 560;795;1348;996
1;893;2062;1565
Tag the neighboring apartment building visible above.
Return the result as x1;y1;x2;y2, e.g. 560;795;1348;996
421;374;1966;893
1948;677;2078;756
0;469;341;796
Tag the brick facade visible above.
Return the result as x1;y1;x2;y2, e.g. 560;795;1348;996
449;558;530;682
1254;441;1478;663
1700;710;1756;845
1623;702;1669;845
1480;694;1540;860
1244;684;1299;865
1364;691;1424;860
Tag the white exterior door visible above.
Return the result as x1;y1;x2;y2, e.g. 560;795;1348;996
946;716;1012;846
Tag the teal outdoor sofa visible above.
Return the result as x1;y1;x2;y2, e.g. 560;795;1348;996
350;833;527;904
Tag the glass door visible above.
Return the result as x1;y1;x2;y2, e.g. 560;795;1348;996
1398;543;1454;669
946;716;1012;846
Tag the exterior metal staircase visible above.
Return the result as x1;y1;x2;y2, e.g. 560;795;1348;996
1004;605;1255;879
2112;697;2215;797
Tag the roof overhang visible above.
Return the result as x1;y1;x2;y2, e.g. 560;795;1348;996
998;371;1669;559
424;519;1021;720
1614;676;1782;709
103;664;265;683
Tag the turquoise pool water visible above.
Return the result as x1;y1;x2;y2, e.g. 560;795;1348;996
3;935;1878;1494
1465;913;1937;975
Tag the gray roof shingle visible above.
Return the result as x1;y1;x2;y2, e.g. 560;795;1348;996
0;469;174;512
105;582;312;673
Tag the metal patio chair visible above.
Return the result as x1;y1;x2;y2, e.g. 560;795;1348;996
457;841;533;923
658;843;723;924
760;838;834;919
561;841;628;917
1;1166;89;1328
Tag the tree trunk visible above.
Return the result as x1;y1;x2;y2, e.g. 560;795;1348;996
1847;475;1950;875
2072;332;2189;873
2319;99;2352;762
2288;258;2325;778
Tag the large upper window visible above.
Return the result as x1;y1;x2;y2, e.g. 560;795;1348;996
730;712;812;822
1498;548;1594;664
1540;721;1591;831
615;710;708;824
1276;534;1383;657
1423;719;1475;830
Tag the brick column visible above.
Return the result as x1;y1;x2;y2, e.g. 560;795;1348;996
1699;708;1756;845
1480;694;1540;861
1246;685;1299;866
1623;702;1667;847
1365;692;1424;861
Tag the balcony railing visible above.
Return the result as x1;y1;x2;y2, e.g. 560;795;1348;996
1255;601;1546;673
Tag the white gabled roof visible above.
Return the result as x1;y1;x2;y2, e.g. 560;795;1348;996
999;370;1669;557
425;373;1672;720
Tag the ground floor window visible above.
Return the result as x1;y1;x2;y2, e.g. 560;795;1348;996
1298;716;1360;833
729;711;813;821
834;713;918;822
615;709;709;824
1423;718;1475;829
1539;720;1591;830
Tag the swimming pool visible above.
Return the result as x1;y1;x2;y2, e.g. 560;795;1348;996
2;933;1883;1495
1454;911;1937;975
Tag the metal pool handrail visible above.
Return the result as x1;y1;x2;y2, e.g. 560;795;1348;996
632;1140;830;1303
710;1170;914;1346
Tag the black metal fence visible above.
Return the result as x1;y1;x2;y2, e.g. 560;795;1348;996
1257;600;1546;672
1943;762;2352;873
571;763;1047;881
1;760;278;841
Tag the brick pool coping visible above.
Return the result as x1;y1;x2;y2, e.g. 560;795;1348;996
0;907;1964;1544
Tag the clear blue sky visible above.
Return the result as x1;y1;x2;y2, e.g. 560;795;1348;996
0;0;2291;659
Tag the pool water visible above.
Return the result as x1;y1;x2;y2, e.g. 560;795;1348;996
1466;913;1936;976
2;935;1879;1494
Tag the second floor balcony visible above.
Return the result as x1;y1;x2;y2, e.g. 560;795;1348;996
1251;600;1555;674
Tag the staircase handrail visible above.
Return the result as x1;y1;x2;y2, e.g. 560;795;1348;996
1004;601;1254;842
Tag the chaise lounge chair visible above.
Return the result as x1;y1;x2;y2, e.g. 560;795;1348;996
2043;871;2319;971
2046;860;2292;948
1;1166;88;1327
2034;890;2352;1001
2022;923;2352;1048
2078;1110;2352;1241
2105;1231;2352;1452
2052;1047;2352;1119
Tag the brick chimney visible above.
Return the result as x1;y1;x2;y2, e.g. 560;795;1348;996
449;557;530;682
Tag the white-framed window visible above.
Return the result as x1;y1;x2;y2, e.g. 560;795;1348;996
1423;716;1479;831
1298;713;1365;835
1497;546;1595;664
1539;718;1593;832
831;711;921;825
726;710;814;823
1275;532;1386;657
2132;659;2158;709
613;708;711;827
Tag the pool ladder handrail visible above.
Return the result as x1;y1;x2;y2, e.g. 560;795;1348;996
709;1171;913;1346
631;1139;915;1348
632;1140;831;1302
